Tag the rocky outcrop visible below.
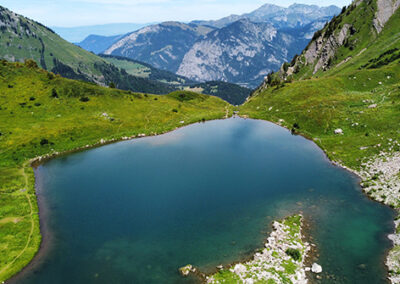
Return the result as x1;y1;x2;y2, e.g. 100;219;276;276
177;19;328;88
181;215;315;284
177;20;284;87
104;22;214;72
305;24;351;73
104;4;339;89
191;4;340;29
373;0;400;33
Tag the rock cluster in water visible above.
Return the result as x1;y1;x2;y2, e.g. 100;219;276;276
180;215;319;283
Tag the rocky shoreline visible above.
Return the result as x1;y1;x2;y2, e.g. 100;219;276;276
253;116;400;284
180;215;322;284
332;150;400;283
354;152;400;283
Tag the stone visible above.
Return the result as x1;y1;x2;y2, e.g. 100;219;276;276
179;264;195;277
233;263;247;274
334;129;344;135
311;263;322;273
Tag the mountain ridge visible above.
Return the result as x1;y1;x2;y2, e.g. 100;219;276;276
104;4;340;88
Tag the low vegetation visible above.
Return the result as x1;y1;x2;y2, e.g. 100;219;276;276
0;60;231;282
199;215;309;283
101;55;252;105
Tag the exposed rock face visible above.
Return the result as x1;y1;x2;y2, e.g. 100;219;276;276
306;24;351;73
177;19;328;88
104;22;214;72
192;4;340;29
104;4;339;88
285;0;400;76
177;20;285;87
373;0;400;33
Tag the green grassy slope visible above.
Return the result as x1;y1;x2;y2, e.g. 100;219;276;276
101;55;252;105
100;54;195;84
0;60;231;282
0;6;250;103
242;2;400;196
0;6;178;95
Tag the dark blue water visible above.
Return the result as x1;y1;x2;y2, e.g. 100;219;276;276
17;118;394;283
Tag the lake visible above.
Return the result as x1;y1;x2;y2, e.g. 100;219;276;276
15;118;395;283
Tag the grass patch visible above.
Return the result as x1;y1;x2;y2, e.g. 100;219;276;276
0;61;231;282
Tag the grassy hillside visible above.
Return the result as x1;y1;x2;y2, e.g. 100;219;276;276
101;55;252;105
0;60;231;282
242;2;400;202
0;5;178;95
100;54;195;85
242;6;400;277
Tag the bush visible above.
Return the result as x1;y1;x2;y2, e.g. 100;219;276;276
51;89;58;98
172;109;178;113
24;59;38;69
79;96;90;102
40;138;49;146
108;82;116;88
286;248;301;261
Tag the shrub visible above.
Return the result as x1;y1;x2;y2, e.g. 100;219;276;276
108;82;116;88
285;248;301;261
172;109;178;113
51;89;58;98
79;96;90;102
40;138;49;146
24;59;38;68
47;72;55;80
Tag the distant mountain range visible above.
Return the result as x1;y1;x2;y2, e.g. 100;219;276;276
0;6;250;103
97;4;341;88
104;22;214;74
78;34;125;54
191;4;340;28
52;23;153;42
100;55;251;105
176;18;328;88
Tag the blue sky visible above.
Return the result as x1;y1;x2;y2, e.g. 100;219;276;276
0;0;351;27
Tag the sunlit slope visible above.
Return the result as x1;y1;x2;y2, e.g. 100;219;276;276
0;61;231;282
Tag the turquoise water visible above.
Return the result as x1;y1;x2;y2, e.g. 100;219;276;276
15;118;394;283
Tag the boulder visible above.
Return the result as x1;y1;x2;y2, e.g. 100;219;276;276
311;263;322;273
334;129;344;135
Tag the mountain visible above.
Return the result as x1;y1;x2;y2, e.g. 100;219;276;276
100;55;251;105
0;5;178;94
52;23;152;42
103;4;339;89
104;22;215;72
266;0;400;81
176;18;328;88
77;34;125;54
243;0;400;235
191;4;341;29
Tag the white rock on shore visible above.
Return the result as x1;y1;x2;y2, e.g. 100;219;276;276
205;215;312;284
311;263;322;273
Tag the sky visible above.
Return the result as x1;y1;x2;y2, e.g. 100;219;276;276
0;0;352;27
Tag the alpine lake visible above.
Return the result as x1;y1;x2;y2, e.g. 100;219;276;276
14;118;395;284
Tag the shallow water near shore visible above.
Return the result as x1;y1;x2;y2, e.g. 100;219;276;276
16;118;394;283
